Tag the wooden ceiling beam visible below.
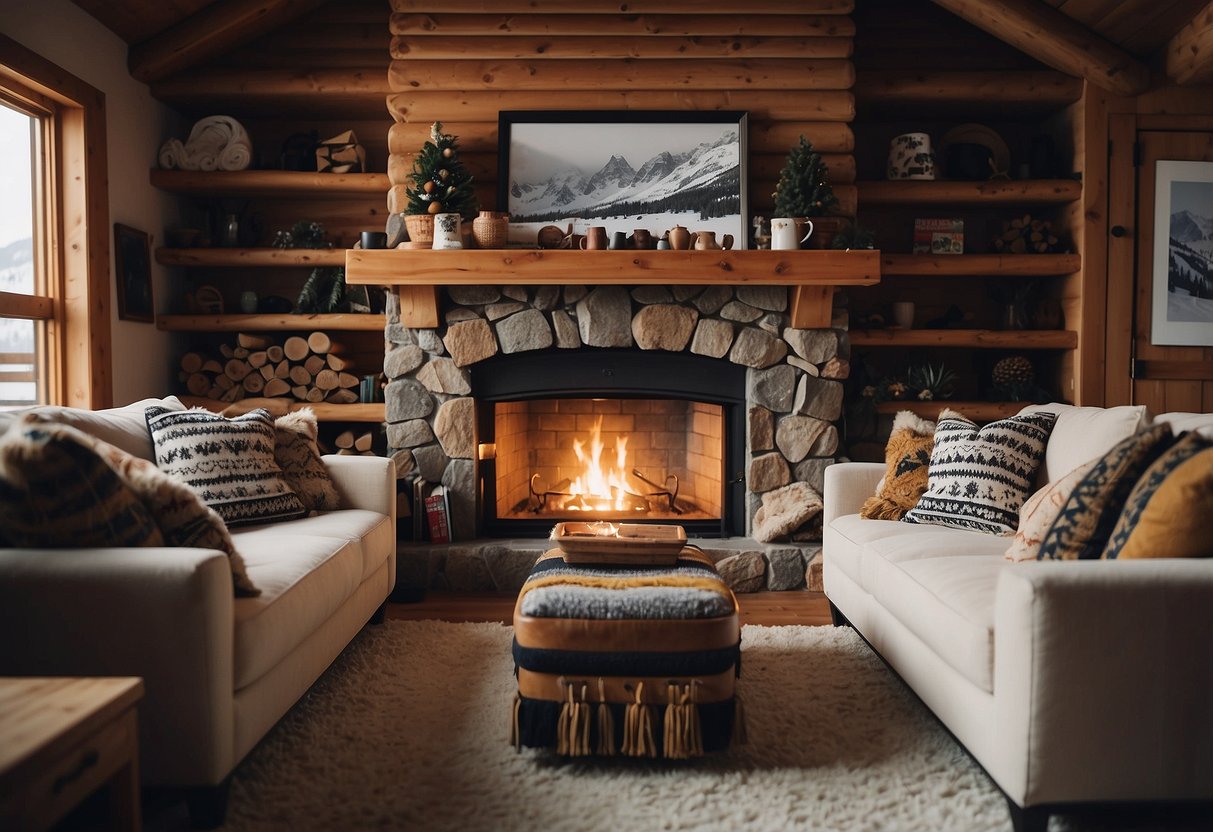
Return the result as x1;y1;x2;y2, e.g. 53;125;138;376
930;0;1152;96
1165;0;1213;85
128;0;328;83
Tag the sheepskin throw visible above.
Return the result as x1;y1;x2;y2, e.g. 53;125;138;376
753;481;823;542
146;406;305;527
861;411;936;521
274;409;340;513
904;410;1056;535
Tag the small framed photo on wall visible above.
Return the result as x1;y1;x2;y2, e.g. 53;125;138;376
1151;161;1213;346
114;223;153;323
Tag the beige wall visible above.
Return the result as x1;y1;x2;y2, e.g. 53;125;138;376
3;0;184;405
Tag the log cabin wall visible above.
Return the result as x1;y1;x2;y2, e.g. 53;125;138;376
384;0;859;221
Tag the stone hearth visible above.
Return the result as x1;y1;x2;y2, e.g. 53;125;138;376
383;283;849;592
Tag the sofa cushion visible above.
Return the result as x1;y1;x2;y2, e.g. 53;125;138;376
1018;403;1150;484
1154;412;1213;438
0;416;164;549
0;396;185;461
274;410;340;513
230;531;364;689
235;509;393;583
146;406;306;527
869;554;1003;693
1004;459;1097;563
1038;425;1175;560
860;410;935;521
1113;446;1213;560
904;410;1056;534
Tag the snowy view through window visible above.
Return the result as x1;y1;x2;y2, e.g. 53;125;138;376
0;103;36;407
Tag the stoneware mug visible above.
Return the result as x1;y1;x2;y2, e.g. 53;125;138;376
580;226;608;250
771;217;813;250
432;213;463;250
608;231;629;250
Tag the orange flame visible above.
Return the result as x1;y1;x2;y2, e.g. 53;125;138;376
568;416;632;511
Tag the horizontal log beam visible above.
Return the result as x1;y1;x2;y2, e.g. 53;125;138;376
854;69;1082;106
388;58;853;92
391;12;855;37
390;35;852;60
929;0;1150;97
390;0;854;13
387;120;854;156
153;67;390;98
1165;0;1213;85
388;90;854;122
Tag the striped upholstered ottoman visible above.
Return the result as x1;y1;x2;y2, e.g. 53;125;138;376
510;546;743;758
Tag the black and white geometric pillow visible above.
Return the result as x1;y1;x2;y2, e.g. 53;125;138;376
145;406;305;527
903;410;1057;534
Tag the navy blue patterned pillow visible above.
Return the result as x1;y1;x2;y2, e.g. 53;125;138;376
903;410;1056;534
1037;425;1175;560
146;406;305;527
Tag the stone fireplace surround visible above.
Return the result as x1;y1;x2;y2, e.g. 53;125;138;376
384;282;850;594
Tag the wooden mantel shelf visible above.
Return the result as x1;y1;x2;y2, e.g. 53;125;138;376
345;248;881;329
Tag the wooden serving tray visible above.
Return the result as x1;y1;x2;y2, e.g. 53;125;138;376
552;522;687;564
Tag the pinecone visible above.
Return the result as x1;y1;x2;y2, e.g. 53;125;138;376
992;356;1034;387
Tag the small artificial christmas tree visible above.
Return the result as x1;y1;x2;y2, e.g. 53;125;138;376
405;122;477;219
773;135;839;217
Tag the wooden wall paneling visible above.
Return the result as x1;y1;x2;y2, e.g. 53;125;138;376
1104;112;1138;406
243;119;393;173
1077;84;1112;405
388;90;855;123
389;0;855;13
390;13;856;37
390;35;853;60
854;70;1082;109
389;122;497;156
1166;1;1213;86
252;198;390;247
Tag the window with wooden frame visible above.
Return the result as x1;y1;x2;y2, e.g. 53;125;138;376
0;35;112;410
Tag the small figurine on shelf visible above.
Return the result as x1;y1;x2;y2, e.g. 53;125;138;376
751;215;771;250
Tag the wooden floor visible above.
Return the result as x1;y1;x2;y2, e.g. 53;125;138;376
388;589;834;626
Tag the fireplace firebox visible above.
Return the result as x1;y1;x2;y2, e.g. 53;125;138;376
473;350;746;538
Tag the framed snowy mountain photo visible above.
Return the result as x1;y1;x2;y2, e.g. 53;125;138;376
497;110;748;249
1152;160;1213;346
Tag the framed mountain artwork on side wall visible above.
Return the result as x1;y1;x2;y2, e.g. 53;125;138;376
1152;160;1213;346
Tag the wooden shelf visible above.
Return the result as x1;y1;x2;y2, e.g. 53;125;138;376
157;313;386;332
880;253;1080;276
150;169;390;198
858;180;1081;205
156;248;346;267
874;400;1028;422
180;396;385;423
850;329;1077;349
346;248;881;329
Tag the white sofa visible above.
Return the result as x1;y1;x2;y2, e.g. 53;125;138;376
0;398;397;825
824;404;1213;832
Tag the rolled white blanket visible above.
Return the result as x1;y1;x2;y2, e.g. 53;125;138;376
158;138;183;170
176;115;253;172
218;140;252;171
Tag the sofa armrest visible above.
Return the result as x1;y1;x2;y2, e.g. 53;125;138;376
823;461;884;524
0;547;235;785
323;453;396;518
993;560;1213;805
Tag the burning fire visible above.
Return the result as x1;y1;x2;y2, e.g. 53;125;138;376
568;417;635;511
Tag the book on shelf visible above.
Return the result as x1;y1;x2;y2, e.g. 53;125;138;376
423;483;451;544
913;218;964;254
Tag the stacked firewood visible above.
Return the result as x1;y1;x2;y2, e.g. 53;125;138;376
179;332;359;404
334;429;377;456
993;214;1063;254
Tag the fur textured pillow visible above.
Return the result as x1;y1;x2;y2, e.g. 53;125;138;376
146;406;305;527
753;481;823;542
0;416;164;548
861;411;936;520
274;409;340;513
904;409;1056;535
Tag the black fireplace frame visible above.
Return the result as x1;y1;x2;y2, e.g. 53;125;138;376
472;349;746;538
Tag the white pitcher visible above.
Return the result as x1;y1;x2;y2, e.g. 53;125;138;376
771;217;813;250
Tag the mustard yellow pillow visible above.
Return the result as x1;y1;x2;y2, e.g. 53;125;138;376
860;411;935;521
1115;447;1213;560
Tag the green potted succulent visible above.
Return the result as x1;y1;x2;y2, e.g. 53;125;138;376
402;122;477;246
772;135;844;249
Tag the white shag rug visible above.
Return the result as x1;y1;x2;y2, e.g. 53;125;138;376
218;620;1016;831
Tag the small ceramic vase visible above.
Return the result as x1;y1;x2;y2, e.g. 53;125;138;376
608;231;628;250
887;132;936;180
668;225;692;250
431;213;463;250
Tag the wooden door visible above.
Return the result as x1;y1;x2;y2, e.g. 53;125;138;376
1131;131;1213;413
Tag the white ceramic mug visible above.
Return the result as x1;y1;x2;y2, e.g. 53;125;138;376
892;301;915;329
887;132;936;180
771;217;813;251
432;213;463;250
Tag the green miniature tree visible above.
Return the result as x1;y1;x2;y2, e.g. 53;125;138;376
773;135;839;217
405;122;477;219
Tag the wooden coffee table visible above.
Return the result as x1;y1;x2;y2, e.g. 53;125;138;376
0;677;144;831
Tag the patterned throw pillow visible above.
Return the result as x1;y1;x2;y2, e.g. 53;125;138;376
274;409;340;513
1104;434;1213;560
146;406;306;527
0;416;164;548
1037;424;1175;560
903;410;1056;534
861;411;935;521
1004;459;1097;562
